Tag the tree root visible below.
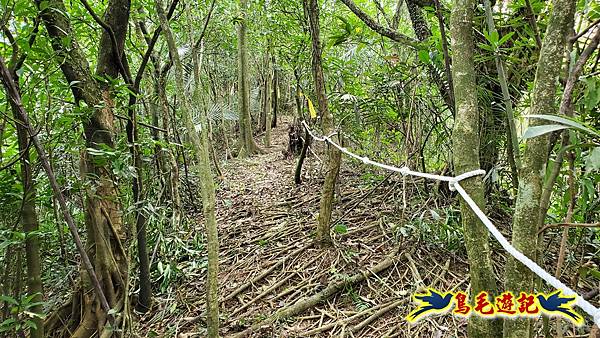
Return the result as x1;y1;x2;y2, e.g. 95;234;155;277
302;298;401;336
347;298;405;335
230;246;401;338
230;254;321;318
221;242;313;303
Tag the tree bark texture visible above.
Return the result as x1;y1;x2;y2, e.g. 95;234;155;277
503;0;575;336
450;0;502;337
35;0;132;335
306;0;342;247
154;0;219;335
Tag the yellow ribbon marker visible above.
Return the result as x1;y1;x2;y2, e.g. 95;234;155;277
300;91;317;119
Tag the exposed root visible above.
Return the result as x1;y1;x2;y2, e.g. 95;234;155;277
230;246;400;337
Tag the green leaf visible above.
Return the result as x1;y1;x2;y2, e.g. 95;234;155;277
585;147;600;172
583;77;599;111
418;50;430;64
579;266;600;280
0;295;19;306
477;43;494;52
524;114;600;137
0;318;17;332
491;31;499;44
24;320;37;330
334;223;348;234
521;124;569;140
497;32;514;47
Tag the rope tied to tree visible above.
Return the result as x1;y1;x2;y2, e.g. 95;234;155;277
301;120;600;326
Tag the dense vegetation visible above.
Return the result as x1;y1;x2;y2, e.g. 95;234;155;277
0;0;599;337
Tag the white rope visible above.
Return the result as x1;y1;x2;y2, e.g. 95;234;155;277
301;121;600;325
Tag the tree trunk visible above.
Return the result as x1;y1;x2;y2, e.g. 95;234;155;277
126;61;151;315
503;0;575;336
154;0;219;336
271;57;278;128
154;63;182;228
237;0;260;157
305;0;342;247
8;73;44;338
35;0;131;335
293;71;309;184
265;52;272;147
0;115;5;160
260;77;267;131
449;0;502;337
403;0;455;112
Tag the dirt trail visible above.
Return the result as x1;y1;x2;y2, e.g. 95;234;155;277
141;117;472;337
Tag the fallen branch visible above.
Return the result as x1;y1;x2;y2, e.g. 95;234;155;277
331;173;393;226
221;242;312;303
230;246;400;338
405;252;424;288
348;298;405;334
302;299;397;336
230;254;320;318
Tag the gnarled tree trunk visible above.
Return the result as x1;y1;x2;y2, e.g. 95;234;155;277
35;0;131;335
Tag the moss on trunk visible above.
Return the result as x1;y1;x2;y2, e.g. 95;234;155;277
450;0;502;336
306;0;342;247
503;0;575;336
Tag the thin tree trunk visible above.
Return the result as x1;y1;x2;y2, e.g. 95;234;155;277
295;131;312;185
264;49;272;147
125;66;151;315
0;115;5;160
294;72;310;185
305;0;342;247
449;0;502;337
260;77;267;131
404;0;455;113
503;0;575;336
236;0;260;157
432;0;454;111
271;56;278;128
154;0;219;336
157;69;182;227
7;73;44;338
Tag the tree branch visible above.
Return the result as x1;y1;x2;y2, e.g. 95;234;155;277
78;0;133;85
538;222;600;235
570;19;599;43
339;0;418;48
193;0;216;52
134;0;180;89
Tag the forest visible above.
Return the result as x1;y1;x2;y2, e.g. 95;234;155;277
0;0;599;337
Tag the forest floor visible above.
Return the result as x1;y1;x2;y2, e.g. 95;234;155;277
138;117;485;337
